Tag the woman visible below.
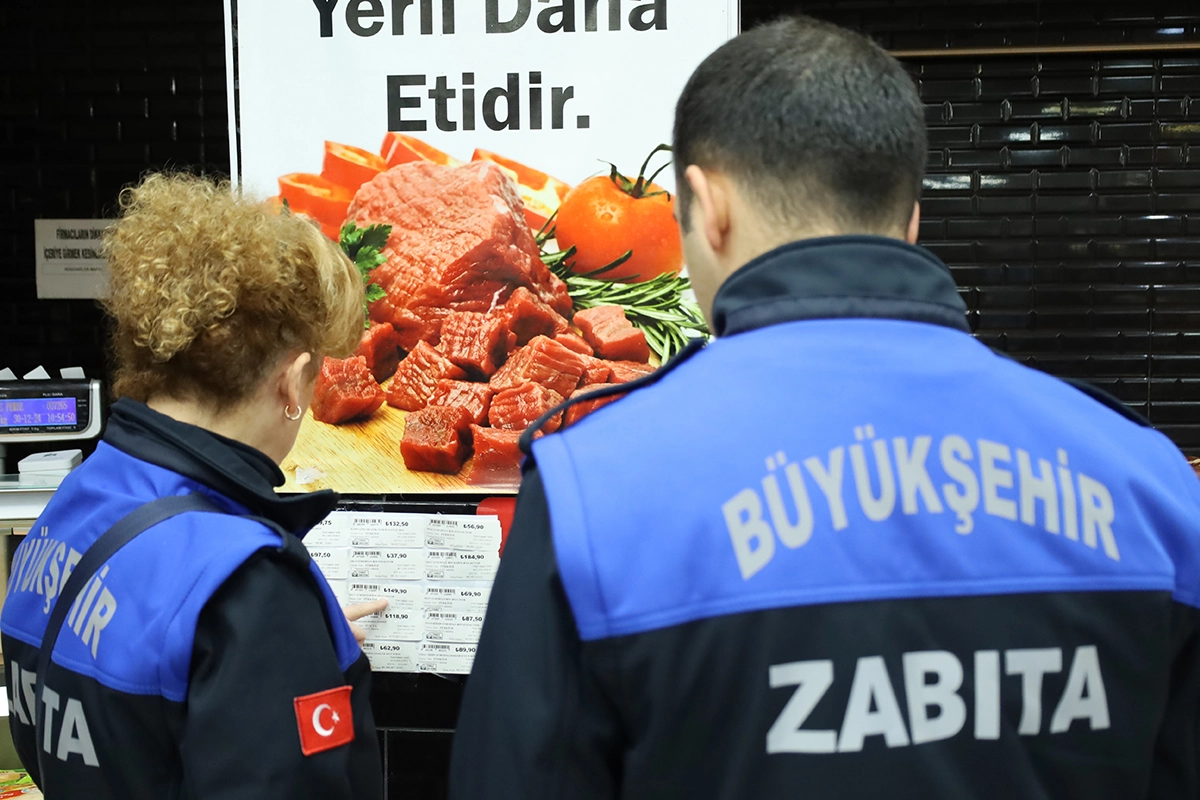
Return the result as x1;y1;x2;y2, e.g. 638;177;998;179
0;173;383;798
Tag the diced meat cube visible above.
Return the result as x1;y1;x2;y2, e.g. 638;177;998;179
564;385;623;427
386;341;467;411
439;311;509;377
579;357;613;386
489;336;586;397
389;306;449;351
354;323;403;383
488;384;564;433
400;405;473;474
574;305;650;363
470;425;523;476
428;380;495;425
492;287;570;348
609;361;657;384
554;332;594;356
311;356;384;424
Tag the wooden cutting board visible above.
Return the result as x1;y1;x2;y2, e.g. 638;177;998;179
280;402;519;495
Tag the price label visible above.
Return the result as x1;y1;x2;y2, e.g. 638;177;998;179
347;582;422;641
425;549;500;581
361;640;417;672
424;515;502;552
304;514;352;548
424;585;490;616
306;546;349;580
348;548;425;581
423;608;486;643
415;641;477;674
342;512;427;549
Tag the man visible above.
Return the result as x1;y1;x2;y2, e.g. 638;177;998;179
449;16;1200;799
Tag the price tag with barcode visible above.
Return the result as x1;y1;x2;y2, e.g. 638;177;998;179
424;515;502;551
348;547;425;581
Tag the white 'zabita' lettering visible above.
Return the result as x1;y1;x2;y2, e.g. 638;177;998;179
767;645;1109;755
723;428;1121;579
9;666;100;767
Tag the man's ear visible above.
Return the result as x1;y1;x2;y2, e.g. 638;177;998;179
905;202;921;245
685;165;731;256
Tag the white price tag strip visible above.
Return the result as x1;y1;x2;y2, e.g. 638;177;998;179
307;511;503;674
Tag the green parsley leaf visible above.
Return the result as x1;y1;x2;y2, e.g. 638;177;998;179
340;221;394;329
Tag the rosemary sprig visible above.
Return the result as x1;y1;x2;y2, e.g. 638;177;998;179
340;221;393;328
545;250;709;361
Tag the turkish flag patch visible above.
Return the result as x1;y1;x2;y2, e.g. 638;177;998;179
294;685;355;756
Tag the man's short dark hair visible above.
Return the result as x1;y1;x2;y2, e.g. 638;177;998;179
673;16;927;234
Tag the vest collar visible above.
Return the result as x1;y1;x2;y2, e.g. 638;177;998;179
711;235;970;338
103;398;338;535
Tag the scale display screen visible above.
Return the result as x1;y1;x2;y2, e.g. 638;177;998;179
0;397;78;428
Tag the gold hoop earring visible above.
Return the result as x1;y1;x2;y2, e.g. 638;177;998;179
284;405;303;421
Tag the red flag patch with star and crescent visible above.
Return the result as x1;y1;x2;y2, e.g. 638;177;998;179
294;685;355;756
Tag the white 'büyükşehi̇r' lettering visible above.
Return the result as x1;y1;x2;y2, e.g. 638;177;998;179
721;429;1121;580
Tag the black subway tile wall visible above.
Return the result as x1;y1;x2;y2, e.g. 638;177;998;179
0;1;227;389
743;1;1200;451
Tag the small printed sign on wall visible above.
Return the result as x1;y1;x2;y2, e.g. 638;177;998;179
33;219;110;299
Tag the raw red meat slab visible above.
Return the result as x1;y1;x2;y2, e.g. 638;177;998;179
489;384;564;433
355;323;402;383
470;425;523;475
428;380;495;425
489;335;586;398
400;405;473;474
348;161;572;319
554;332;594;356
386;341;467;411
609;361;657;384
564;386;623;427
439;311;509;377
492;287;570;349
574;305;650;363
311;356;384;424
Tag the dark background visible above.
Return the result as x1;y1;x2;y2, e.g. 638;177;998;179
2;1;1199;797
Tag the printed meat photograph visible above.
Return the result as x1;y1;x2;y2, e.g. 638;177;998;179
275;136;708;493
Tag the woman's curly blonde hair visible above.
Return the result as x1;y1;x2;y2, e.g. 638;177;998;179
102;172;363;408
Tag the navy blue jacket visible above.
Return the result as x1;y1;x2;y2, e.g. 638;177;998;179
1;400;382;799
450;237;1200;799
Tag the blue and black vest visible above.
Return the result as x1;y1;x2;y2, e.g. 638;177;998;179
0;400;377;799
526;237;1200;798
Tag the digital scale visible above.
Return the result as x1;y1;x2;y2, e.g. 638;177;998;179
0;373;103;520
0;379;103;443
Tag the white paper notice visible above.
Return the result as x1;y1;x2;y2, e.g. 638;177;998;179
34;219;111;299
307;511;501;674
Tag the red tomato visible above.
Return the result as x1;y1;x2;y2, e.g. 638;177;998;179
555;172;682;283
321;141;385;193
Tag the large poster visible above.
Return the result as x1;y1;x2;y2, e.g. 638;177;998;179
226;0;737;494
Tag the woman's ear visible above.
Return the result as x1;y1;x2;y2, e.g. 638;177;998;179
279;352;315;414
